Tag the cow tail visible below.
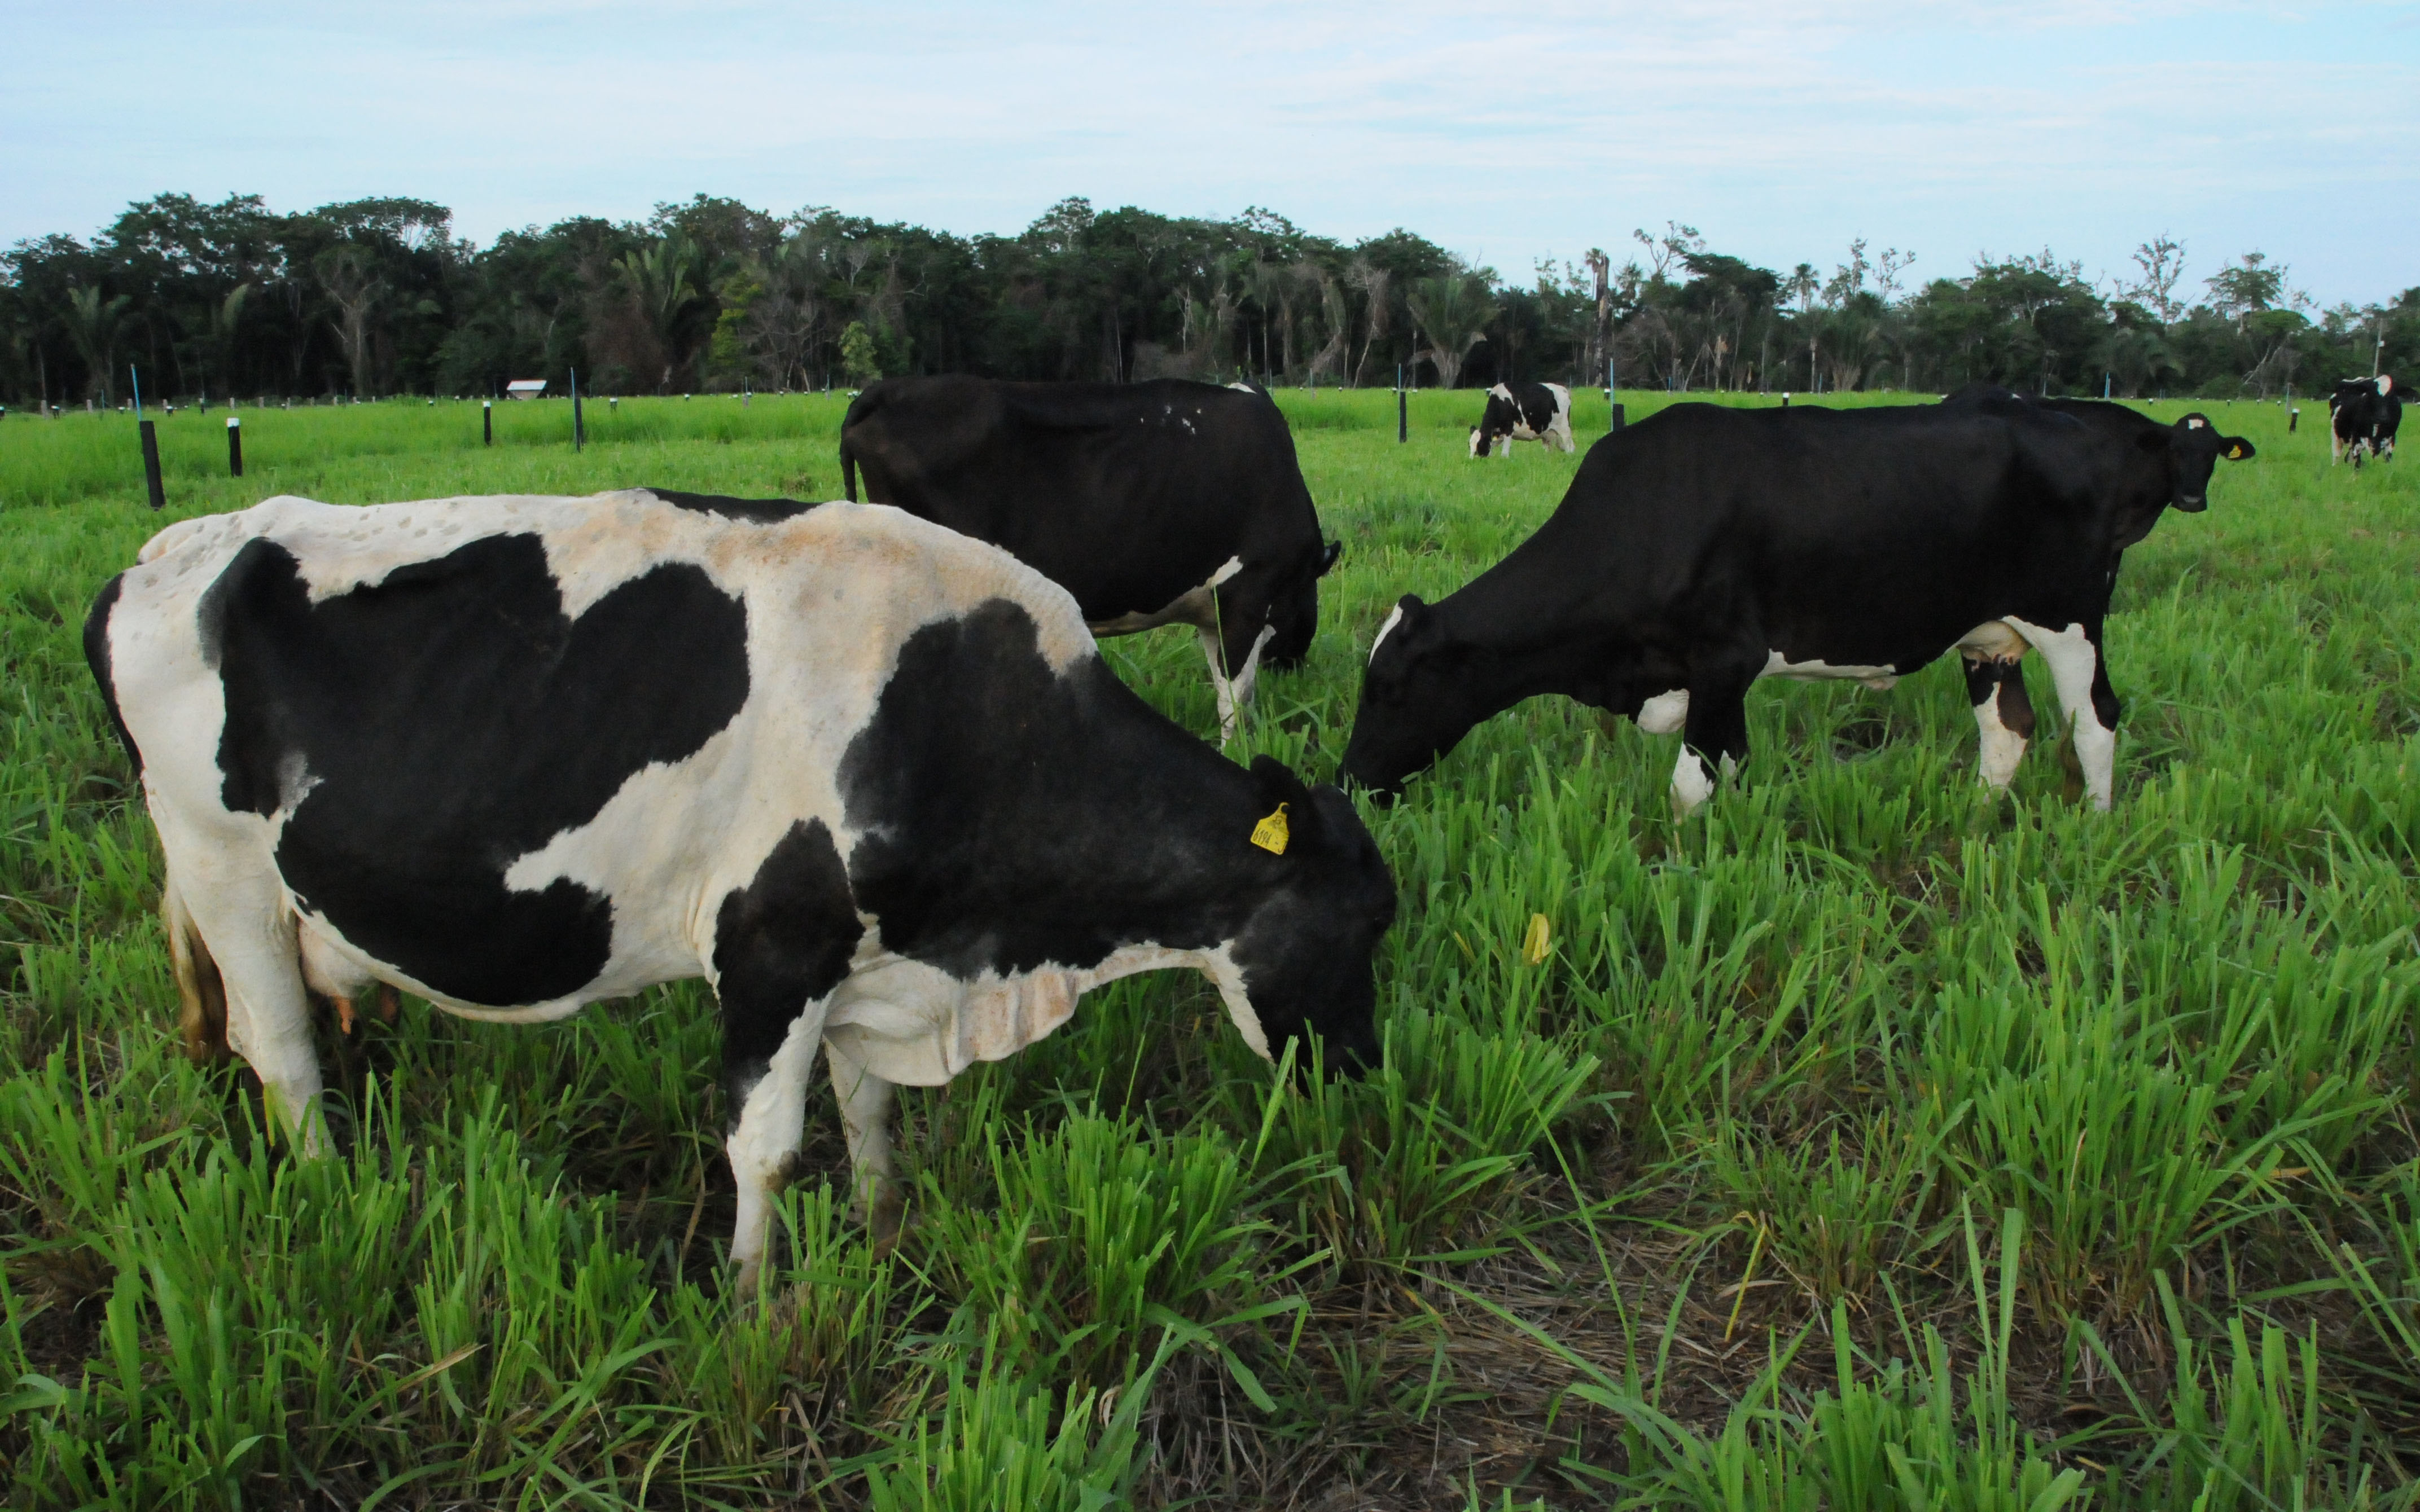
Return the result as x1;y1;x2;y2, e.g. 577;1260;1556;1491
161;869;231;1062
840;436;860;503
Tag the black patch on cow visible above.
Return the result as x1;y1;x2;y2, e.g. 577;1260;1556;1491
839;597;1255;979
206;532;751;1005
712;818;863;1096
1964;657;2036;739
82;572;142;779
644;488;822;524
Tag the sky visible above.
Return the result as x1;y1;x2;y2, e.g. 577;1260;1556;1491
6;0;2417;307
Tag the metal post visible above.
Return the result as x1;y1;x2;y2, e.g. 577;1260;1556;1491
483;400;493;446
1397;383;1408;445
2103;372;2111;400
571;369;584;451
226;415;243;477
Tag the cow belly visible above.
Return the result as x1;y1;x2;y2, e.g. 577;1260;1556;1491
1086;555;1243;637
1761;650;1900;690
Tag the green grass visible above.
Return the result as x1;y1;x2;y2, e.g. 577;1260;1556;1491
3;385;2418;1507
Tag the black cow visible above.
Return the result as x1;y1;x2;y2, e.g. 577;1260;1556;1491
1468;381;1576;458
2330;375;2404;467
89;489;1394;1290
840;376;1341;737
1345;389;2252;815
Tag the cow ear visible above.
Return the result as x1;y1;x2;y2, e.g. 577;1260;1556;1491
1318;539;1344;577
2222;436;2255;461
1247;755;1320;852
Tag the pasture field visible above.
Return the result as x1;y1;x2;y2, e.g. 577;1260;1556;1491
2;386;2418;1509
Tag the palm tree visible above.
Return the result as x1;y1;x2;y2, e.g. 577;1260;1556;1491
611;235;704;392
62;284;130;403
1404;272;1496;390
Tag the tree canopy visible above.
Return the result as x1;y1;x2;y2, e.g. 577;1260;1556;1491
5;192;2410;404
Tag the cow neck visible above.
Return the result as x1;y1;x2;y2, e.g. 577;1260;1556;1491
1431;511;1609;704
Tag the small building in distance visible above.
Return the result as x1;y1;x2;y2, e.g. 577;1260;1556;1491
505;380;548;401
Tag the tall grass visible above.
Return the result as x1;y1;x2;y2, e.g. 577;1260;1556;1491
2;388;2414;1505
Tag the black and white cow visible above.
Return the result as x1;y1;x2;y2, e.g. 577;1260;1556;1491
1346;389;2253;815
1468;381;1576;458
86;490;1395;1290
840;376;1341;739
2330;375;2404;467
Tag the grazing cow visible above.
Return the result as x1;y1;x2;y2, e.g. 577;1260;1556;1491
839;376;1341;739
2330;375;2404;466
1345;389;2252;815
87;490;1395;1290
1468;382;1576;458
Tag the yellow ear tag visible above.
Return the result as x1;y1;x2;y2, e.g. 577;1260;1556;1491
1523;913;1551;965
1250;803;1291;855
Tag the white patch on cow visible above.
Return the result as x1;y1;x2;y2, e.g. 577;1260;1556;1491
1761;650;1899;689
2379;375;2393;396
1671;745;1718;819
1369;604;1405;662
1087;555;1243;637
2006;617;2115;810
1972;682;2027;788
1636;689;1690;735
1488;383;1514;402
2186;416;2206;429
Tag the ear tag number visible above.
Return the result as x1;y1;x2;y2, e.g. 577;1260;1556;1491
1251;803;1291;855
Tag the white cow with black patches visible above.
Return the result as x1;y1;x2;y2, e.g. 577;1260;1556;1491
90;490;1395;1291
1468;382;1576;458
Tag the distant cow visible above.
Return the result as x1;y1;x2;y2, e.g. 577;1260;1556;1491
1346;390;2252;815
88;490;1395;1290
1468;382;1576;458
2330;375;2404;467
840;377;1341;738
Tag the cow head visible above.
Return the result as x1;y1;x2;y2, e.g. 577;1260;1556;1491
2157;412;2256;512
1343;594;1503;798
1228;755;1393;1075
1468;427;1492;459
1262;539;1345;671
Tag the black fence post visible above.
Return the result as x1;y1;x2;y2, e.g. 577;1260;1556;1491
571;369;584;451
1396;364;1408;444
139;422;165;510
483;399;493;446
226;416;243;477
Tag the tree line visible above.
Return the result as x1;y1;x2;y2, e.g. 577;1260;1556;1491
4;192;2414;407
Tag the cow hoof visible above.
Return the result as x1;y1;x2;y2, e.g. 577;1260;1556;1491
867;1189;907;1256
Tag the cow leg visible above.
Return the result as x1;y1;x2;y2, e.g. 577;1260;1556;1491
825;1040;904;1250
161;870;230;1061
723;998;834;1296
1963;655;2035;789
2012;619;2119;810
163;850;326;1151
1198;621;1277;741
1672;661;1757;819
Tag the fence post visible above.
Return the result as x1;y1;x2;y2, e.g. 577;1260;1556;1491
226;415;243;477
1396;363;1407;444
483;399;493;446
571;369;584;451
139;423;165;510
